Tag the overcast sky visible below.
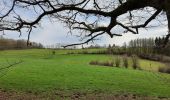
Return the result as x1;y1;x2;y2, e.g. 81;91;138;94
2;19;168;47
0;0;168;47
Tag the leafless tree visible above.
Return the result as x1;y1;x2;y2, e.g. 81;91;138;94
0;0;170;47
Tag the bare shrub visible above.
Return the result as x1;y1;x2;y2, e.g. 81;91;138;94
89;61;99;65
123;55;128;68
159;63;170;74
94;50;107;54
161;56;170;63
82;50;89;54
115;56;121;67
102;61;113;67
89;60;113;67
131;55;140;69
158;67;170;74
67;51;75;54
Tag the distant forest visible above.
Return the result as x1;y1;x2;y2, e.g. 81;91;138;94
85;37;170;57
0;36;43;50
123;37;170;56
104;37;170;62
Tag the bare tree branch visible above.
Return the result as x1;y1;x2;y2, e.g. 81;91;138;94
0;0;169;47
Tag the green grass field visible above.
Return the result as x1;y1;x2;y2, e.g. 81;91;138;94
0;49;170;99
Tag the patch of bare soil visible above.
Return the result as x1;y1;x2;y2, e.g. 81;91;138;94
0;90;170;100
0;90;46;100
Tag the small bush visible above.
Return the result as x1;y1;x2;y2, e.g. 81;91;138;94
158;63;170;74
81;50;89;54
89;60;99;65
94;50;107;54
102;61;113;67
89;60;113;67
161;56;170;63
131;55;140;69
67;52;75;54
123;55;128;68
159;67;170;74
52;50;55;55
115;56;121;67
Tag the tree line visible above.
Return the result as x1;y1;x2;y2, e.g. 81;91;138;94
125;37;170;56
105;37;170;62
0;36;43;50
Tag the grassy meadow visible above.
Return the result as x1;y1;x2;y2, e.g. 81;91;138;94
0;49;170;99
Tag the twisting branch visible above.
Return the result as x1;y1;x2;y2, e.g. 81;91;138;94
130;9;162;29
0;0;16;20
117;22;138;34
63;31;105;48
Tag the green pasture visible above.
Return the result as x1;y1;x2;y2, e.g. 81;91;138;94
0;49;170;98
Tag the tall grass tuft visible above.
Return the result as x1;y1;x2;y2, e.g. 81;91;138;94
123;55;128;68
115;56;121;67
131;55;140;69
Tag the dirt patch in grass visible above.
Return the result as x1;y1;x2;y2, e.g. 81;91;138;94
0;90;46;100
0;90;170;100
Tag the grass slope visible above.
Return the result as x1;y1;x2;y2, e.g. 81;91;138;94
0;49;170;98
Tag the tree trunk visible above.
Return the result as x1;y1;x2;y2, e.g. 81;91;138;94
165;1;170;32
163;0;170;45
